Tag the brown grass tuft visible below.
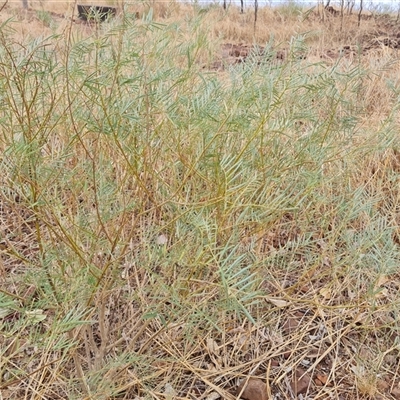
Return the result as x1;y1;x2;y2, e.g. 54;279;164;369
0;2;400;399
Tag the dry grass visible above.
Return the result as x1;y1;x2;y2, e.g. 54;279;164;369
0;2;400;400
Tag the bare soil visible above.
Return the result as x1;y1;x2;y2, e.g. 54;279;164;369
1;4;400;400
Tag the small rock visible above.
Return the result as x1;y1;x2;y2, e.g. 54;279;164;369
237;377;268;400
291;368;311;396
205;392;220;400
156;234;168;245
391;386;400;399
377;378;390;391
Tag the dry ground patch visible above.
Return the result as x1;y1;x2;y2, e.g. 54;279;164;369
0;2;400;400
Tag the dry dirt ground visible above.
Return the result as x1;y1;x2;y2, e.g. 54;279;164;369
1;3;400;67
210;14;400;69
1;3;400;400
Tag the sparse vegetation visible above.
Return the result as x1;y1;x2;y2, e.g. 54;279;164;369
0;2;400;399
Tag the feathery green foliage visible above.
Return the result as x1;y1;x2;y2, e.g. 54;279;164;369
0;8;399;399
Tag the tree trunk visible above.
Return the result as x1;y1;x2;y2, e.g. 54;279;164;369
254;0;258;32
22;0;28;9
358;0;363;26
0;0;8;12
340;0;344;31
241;0;244;14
